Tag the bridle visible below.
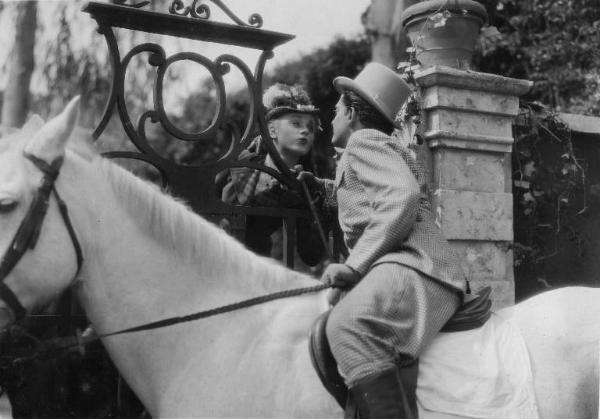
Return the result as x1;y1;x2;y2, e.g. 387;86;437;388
0;152;83;321
0;152;331;361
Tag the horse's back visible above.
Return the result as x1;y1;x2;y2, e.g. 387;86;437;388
506;287;600;418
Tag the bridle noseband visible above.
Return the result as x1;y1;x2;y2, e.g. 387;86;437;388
0;152;83;321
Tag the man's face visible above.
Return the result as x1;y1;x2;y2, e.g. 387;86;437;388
269;113;316;158
331;97;352;148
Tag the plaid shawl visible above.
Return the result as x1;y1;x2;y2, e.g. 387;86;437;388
221;150;305;208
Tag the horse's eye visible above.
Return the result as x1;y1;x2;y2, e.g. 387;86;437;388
0;199;18;214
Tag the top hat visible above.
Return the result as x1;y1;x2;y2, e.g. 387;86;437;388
263;83;320;121
333;62;411;127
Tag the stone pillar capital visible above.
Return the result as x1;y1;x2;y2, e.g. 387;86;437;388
415;65;533;96
415;66;532;153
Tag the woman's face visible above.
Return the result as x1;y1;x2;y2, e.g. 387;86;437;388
269;113;316;159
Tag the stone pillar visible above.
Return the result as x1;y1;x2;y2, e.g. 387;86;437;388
415;66;532;308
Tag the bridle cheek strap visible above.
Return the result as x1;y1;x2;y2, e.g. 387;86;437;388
53;187;84;274
0;282;26;320
0;153;83;321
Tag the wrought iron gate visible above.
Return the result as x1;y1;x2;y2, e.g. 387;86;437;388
84;0;313;268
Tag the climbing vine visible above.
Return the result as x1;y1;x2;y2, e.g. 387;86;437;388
512;105;587;274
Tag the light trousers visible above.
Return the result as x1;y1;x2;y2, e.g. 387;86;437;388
326;263;460;386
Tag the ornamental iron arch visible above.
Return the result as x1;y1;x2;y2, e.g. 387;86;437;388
83;0;315;268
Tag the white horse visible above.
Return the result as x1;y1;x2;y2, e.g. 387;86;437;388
0;99;598;418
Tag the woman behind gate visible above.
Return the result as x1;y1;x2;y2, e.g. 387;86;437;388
218;83;333;270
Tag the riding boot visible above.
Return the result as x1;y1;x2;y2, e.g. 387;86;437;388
348;366;417;419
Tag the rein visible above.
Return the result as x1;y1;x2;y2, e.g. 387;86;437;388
300;178;333;261
0;152;333;363
5;282;332;364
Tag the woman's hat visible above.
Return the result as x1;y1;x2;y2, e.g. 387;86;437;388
263;83;320;121
333;62;411;127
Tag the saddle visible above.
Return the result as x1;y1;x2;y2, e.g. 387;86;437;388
308;286;492;411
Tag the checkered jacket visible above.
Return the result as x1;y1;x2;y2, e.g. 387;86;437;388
319;129;466;294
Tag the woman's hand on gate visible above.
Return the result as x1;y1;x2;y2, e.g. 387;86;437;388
294;165;319;190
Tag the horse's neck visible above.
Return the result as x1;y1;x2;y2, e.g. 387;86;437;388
69;156;284;330
76;195;319;333
79;223;328;415
78;218;206;330
68;156;330;415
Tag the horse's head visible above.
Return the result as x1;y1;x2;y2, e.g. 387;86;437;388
0;98;83;328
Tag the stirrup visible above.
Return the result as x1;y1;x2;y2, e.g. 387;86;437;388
348;365;418;419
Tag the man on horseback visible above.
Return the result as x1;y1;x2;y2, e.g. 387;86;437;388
301;62;468;418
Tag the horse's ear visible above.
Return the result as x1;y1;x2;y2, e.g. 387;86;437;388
25;96;80;161
21;115;45;135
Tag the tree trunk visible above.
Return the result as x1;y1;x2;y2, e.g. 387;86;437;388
364;0;419;67
1;1;37;128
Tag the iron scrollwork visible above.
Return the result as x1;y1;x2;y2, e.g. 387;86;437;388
169;0;210;19
89;29;291;187
89;18;294;186
169;0;263;28
84;0;303;267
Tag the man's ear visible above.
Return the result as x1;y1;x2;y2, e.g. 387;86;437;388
348;107;358;127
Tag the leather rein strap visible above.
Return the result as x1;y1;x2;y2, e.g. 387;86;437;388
0;152;331;359
8;282;333;364
0;152;83;320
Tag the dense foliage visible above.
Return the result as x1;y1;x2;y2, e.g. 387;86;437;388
511;107;587;281
477;0;600;114
474;0;600;291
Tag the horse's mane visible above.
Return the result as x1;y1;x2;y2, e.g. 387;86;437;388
82;145;316;292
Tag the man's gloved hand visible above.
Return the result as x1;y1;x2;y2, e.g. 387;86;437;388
320;263;360;305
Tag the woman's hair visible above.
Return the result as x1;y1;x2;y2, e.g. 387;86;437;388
341;91;394;135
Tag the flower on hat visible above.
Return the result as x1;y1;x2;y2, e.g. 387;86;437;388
262;83;319;119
